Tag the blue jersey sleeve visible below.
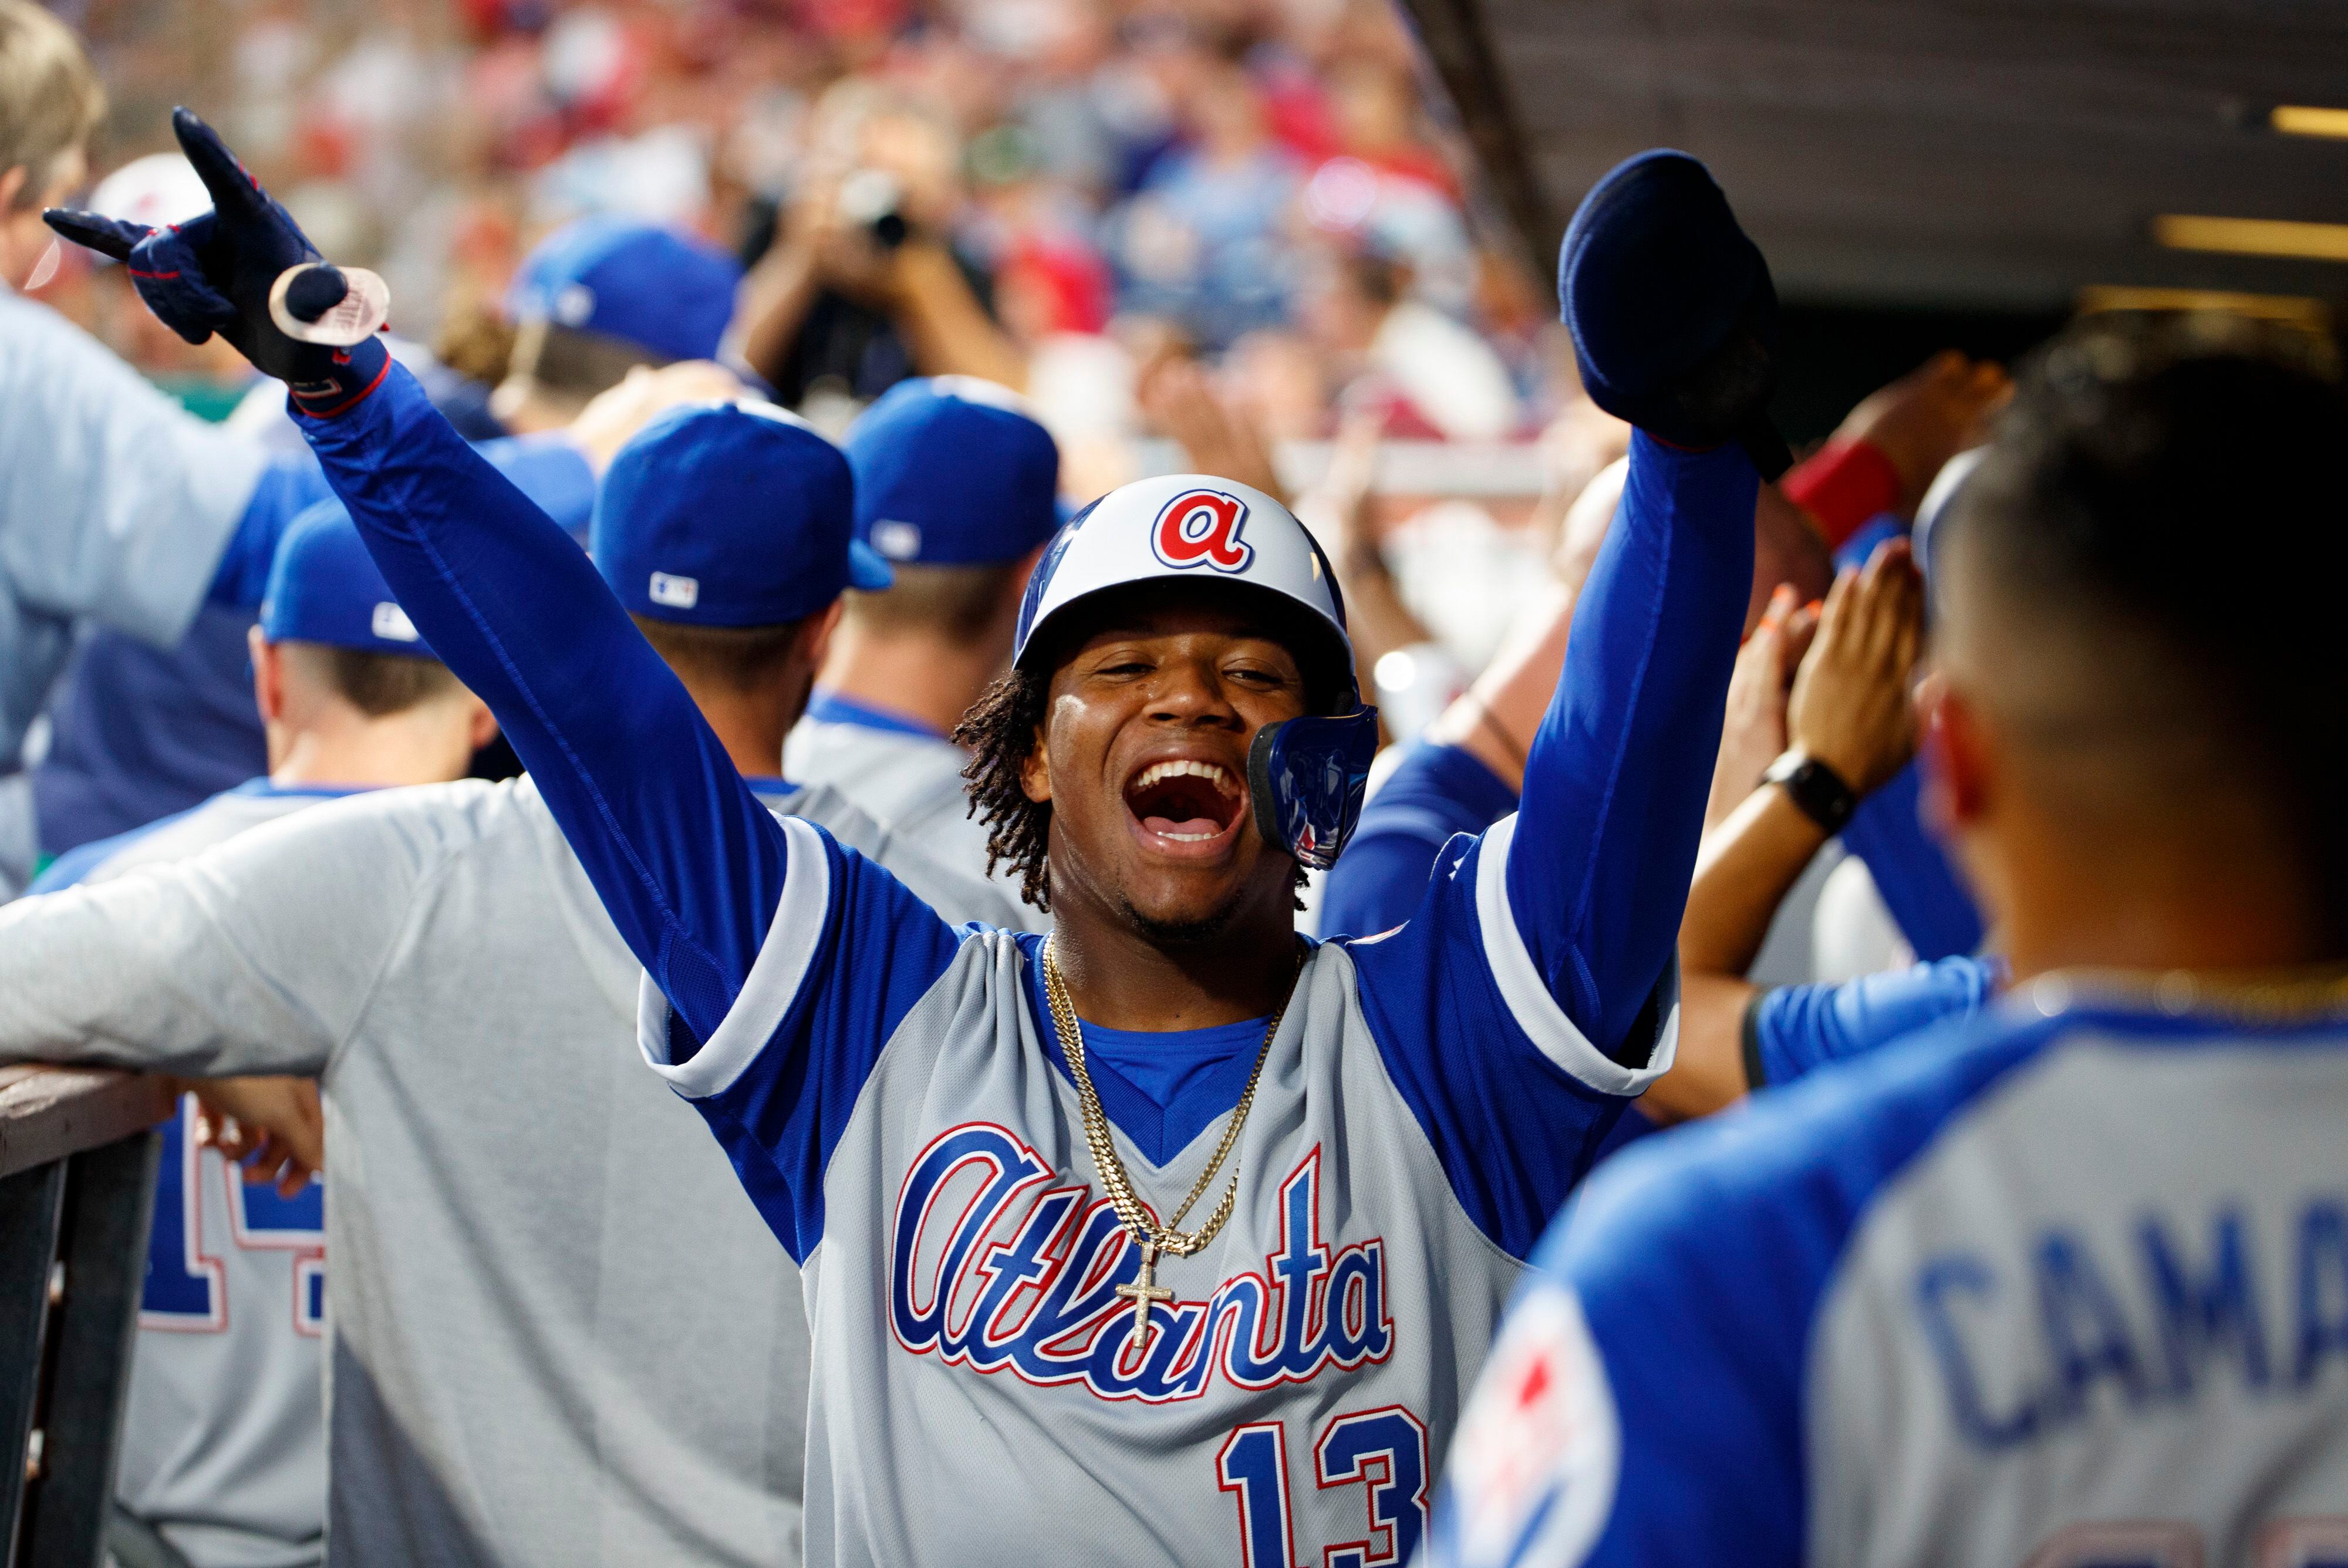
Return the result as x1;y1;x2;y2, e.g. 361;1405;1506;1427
1344;825;1671;1259
1422;1010;2060;1568
1747;955;1998;1090
1838;764;1984;961
1510;433;1756;1058
1344;434;1755;1256
295;366;784;1047
635;819;966;1262
1320;741;1516;938
298;368;967;1257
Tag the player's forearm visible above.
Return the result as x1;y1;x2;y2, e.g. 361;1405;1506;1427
1510;433;1758;1055
1682;783;1828;979
1425;578;1574;794
1642;970;1758;1124
296;366;790;1038
0;882;325;1077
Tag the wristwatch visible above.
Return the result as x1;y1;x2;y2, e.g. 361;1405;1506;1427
1762;750;1858;835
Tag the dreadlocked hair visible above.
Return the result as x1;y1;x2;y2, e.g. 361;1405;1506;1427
956;666;1056;911
954;663;1313;913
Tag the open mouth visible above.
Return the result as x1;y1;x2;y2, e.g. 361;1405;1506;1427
1124;758;1246;846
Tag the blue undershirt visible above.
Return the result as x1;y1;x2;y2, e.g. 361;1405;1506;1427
1013;929;1278;1165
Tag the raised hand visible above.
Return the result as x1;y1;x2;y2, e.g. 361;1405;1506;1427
1836;350;2012;515
1785;538;1926;796
45;107;387;416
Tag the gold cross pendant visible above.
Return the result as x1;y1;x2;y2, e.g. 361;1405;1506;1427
1116;1236;1175;1346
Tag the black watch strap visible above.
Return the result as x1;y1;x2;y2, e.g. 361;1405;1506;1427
1763;750;1858;835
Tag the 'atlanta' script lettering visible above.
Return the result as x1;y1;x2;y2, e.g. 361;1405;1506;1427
890;1124;1392;1401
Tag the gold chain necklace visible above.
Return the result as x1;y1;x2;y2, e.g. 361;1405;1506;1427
1041;936;1296;1348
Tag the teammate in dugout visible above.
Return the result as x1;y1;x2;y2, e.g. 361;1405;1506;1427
0;392;1031;1567
50;119;1773;1564
784;375;1062;893
26;503;488;1568
1426;318;2348;1566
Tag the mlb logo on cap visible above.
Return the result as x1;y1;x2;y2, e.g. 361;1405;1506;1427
262;501;441;660
371;602;421;643
871;521;923;561
844;379;1061;568
649;572;700;610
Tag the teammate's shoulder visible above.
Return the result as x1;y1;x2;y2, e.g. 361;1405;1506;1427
772;780;879;842
286;776;520;862
1546;1000;2069;1294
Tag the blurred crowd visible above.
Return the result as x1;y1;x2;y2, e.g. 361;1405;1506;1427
59;0;1549;471
10;0;2348;1562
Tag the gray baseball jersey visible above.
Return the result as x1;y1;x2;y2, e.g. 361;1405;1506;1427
0;282;269;895
45;782;345;1568
0;773;1023;1567
782;703;1014;900
1423;983;2348;1568
633;812;1677;1567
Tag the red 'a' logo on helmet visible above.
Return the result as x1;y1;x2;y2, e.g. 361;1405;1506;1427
1151;488;1255;573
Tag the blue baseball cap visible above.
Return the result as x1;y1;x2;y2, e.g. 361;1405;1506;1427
507;216;743;365
260;501;436;659
844;377;1061;568
592;400;893;628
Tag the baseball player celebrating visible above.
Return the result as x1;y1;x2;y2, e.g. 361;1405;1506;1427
784;375;1061;889
1425;319;2348;1566
26;501;489;1568
0;394;1027;1566
49;122;1773;1564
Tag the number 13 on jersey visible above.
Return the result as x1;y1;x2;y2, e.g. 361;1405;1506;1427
1219;1406;1429;1567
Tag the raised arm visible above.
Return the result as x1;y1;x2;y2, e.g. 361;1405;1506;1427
46;110;787;1048
1505;430;1756;1057
299;366;789;1038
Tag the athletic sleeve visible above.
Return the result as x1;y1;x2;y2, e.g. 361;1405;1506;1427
1509;433;1756;1058
1837;764;1985;960
633;822;967;1263
1746;954;1998;1089
0;294;268;645
295;366;960;1255
294;364;789;1047
1344;434;1755;1256
0;800;423;1077
1318;741;1516;939
1421;1012;2056;1568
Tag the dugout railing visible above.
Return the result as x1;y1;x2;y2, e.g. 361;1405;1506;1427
0;1065;171;1567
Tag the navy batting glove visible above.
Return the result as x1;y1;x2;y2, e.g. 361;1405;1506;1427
45;108;389;419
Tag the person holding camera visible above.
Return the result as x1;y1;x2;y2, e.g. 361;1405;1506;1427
733;86;1025;407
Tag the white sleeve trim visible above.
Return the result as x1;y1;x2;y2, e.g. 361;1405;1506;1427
1473;812;1679;1097
637;814;831;1100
